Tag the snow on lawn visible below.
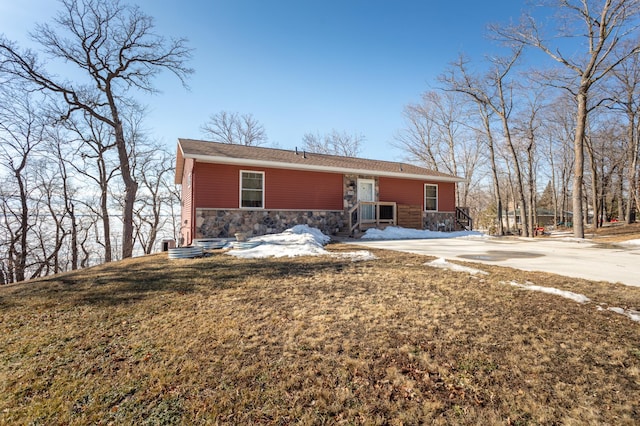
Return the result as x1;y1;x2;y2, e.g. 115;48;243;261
606;307;640;322
334;251;378;262
361;226;485;240
620;239;640;247
425;258;488;275
503;280;591;304
226;225;376;261
503;281;640;322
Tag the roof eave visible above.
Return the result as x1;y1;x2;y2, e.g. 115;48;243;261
185;153;465;183
174;143;185;184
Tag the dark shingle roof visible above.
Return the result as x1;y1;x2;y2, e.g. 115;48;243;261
176;138;463;184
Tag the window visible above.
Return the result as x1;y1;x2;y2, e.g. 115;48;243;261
425;184;438;211
240;171;264;208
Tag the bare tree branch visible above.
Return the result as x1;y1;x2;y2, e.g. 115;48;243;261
201;111;268;146
301;130;364;157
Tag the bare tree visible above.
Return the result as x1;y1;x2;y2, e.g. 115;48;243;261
394;90;481;207
442;50;529;235
201;111;268;146
541;92;577;227
585;113;626;226
492;0;640;237
301;130;364;157
395;99;442;171
133;147;176;254
32;160;69;277
0;0;193;258
62;114;119;263
474;99;505;235
610;47;640;223
0;85;46;282
513;88;546;236
48;128;80;269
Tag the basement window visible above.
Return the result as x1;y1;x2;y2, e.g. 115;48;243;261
240;171;264;208
425;184;438;211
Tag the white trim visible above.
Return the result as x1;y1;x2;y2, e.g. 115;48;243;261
184;153;464;183
357;179;376;221
357;179;376;202
424;183;438;212
239;170;265;209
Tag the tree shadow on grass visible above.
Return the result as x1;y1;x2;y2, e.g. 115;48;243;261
20;253;352;307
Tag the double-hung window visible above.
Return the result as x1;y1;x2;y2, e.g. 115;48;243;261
240;171;264;208
424;184;438;211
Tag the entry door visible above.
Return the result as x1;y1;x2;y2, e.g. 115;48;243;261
357;179;375;221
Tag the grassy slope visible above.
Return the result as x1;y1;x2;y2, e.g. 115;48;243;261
1;244;639;425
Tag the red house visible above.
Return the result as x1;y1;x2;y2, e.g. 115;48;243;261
175;139;469;245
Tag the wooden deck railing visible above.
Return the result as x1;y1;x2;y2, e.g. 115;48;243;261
349;201;397;234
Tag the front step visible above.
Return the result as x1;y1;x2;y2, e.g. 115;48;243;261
333;226;352;239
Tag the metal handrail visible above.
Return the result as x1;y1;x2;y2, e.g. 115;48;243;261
456;207;473;231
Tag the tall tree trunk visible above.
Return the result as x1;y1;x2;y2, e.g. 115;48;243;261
527;138;535;236
100;177;112;263
480;106;504;235
626;111;638;224
81;139;115;263
15;173;28;283
504;190;511;232
586;136;599;229
496;77;529;237
573;90;588;238
549;139;559;228
502;121;530;237
70;205;78;270
111;113;138;259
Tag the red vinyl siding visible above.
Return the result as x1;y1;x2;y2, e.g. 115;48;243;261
437;182;456;211
379;177;424;206
265;168;343;210
194;163;240;208
379;177;456;211
193;162;343;210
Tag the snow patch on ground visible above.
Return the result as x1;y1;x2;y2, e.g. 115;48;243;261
252;224;331;245
504;280;591;304
331;251;377;262
226;225;374;261
607;307;640;322
554;237;594;243
619;239;640;247
425;258;488;275
361;226;486;240
548;231;574;238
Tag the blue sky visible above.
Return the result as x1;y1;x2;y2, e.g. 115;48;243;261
0;1;527;161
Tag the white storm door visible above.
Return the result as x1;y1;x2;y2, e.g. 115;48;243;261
357;179;375;221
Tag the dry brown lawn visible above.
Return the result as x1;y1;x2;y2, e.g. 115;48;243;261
590;223;640;244
1;242;639;425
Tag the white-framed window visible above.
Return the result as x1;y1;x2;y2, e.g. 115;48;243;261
424;184;438;211
240;170;264;208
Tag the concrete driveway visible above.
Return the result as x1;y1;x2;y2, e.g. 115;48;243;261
348;236;640;287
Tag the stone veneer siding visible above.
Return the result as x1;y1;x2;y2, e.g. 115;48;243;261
423;211;457;231
343;174;378;210
196;208;346;239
